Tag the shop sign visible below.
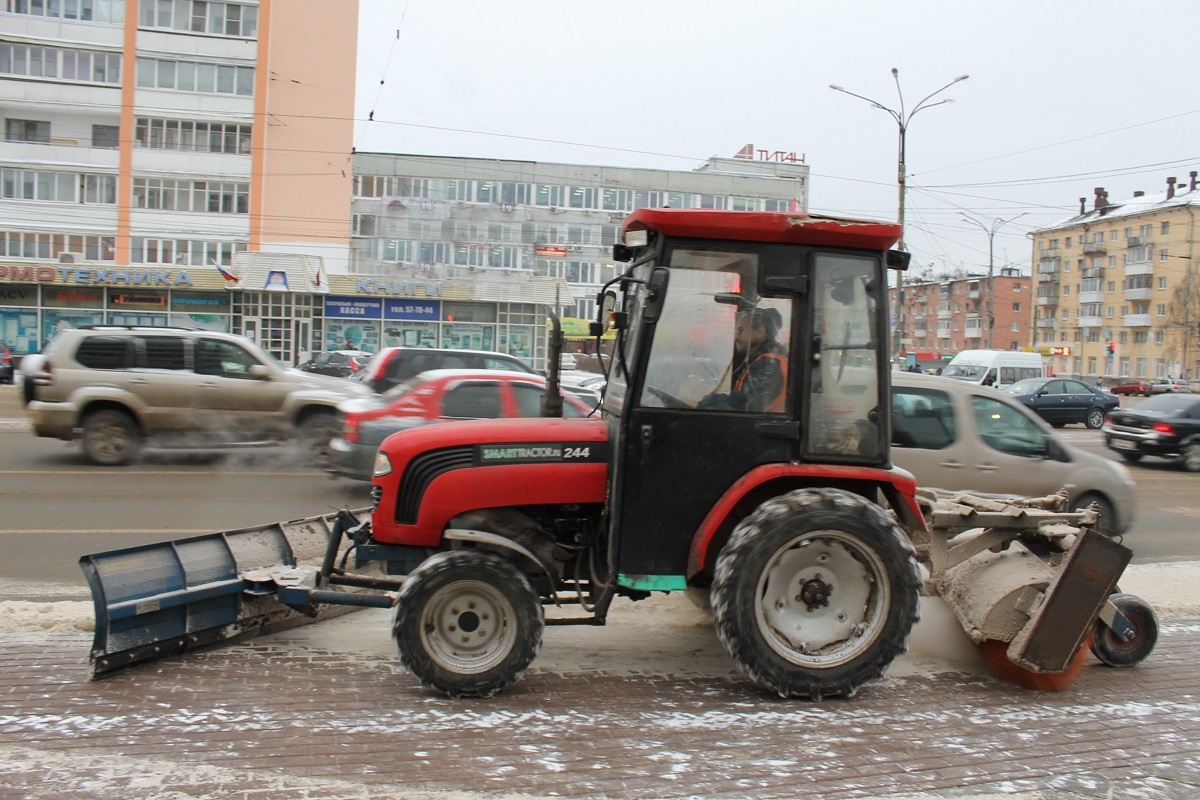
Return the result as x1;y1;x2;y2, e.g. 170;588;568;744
383;299;439;321
354;279;443;297
535;246;568;258
109;289;168;309
0;264;196;286
170;292;231;313
325;295;383;319
43;287;104;308
0;285;38;306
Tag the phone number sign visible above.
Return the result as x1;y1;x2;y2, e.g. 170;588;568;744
384;299;440;320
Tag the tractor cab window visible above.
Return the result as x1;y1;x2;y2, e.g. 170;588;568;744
805;254;884;460
638;249;791;414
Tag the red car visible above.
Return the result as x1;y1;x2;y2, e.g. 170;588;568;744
327;369;594;480
1109;379;1152;397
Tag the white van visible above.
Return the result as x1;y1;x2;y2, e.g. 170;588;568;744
940;349;1045;390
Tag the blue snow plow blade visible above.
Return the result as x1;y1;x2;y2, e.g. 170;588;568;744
80;509;376;679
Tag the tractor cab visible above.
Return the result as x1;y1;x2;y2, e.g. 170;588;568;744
596;209;913;588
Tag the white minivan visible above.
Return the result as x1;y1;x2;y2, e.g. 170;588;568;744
940;349;1045;390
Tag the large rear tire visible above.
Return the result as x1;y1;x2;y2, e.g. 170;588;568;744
393;550;543;698
81;409;141;466
711;488;921;699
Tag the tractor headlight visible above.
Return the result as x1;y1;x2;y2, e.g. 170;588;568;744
372;451;393;477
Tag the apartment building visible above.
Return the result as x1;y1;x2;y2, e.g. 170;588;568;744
1;0;356;364
892;270;1033;372
1030;174;1200;382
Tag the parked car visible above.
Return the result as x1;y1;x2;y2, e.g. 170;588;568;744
0;341;12;385
891;373;1136;536
1149;378;1191;394
1103;393;1200;471
24;325;373;465
297;349;373;378
1002;377;1119;429
327;369;592;480
1108;379;1153;397
355;347;536;394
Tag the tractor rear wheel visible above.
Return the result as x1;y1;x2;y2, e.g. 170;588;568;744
711;488;921;699
1091;593;1158;667
393;550;543;698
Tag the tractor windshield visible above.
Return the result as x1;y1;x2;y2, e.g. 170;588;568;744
639;249;792;414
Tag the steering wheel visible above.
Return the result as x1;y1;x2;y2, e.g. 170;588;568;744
645;385;688;409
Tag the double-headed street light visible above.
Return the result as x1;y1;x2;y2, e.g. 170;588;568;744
959;211;1028;349
830;69;969;363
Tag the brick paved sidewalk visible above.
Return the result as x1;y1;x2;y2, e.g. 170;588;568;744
1;616;1199;800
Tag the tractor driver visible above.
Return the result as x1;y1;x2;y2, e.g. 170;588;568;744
699;307;789;413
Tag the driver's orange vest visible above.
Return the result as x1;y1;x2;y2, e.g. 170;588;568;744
734;351;789;413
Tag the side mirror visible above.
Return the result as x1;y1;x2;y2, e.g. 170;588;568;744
249;364;272;380
590;289;621;337
886;250;911;271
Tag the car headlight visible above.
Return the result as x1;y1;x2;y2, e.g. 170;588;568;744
372;451;393;477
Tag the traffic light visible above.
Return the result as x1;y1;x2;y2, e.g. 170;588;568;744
1106;342;1115;355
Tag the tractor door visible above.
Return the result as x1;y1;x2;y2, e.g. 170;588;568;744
609;245;889;587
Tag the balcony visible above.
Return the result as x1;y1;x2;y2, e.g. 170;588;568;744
911;328;927;338
1038;269;1059;282
1125;261;1155;277
1078;316;1103;328
1124;287;1153;301
1123;314;1153;327
1082;242;1107;255
1126;236;1143;248
1078;290;1105;304
1035;318;1059;329
1081;267;1105;280
1037;295;1058;306
964;328;983;339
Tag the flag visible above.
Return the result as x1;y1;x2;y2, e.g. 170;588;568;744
215;264;238;283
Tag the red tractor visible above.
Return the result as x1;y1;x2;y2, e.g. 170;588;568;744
82;209;1157;699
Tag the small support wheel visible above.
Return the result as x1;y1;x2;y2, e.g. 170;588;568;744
711;488;921;699
1091;593;1158;667
81;409;141;466
393;550;543;698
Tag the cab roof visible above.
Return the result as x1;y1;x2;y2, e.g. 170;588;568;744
621;208;902;251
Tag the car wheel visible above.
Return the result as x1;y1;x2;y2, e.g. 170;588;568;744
1070;492;1116;537
1181;443;1200;473
1051;422;1066;429
295;413;339;466
1119;451;1143;464
1085;408;1106;430
81;409;142;466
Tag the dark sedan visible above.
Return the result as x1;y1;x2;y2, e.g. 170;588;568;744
297;349;373;378
1003;377;1119;429
1104;393;1200;471
327;368;592;480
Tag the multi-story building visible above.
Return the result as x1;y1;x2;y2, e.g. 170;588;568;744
349;152;809;324
0;2;811;368
1030;174;1200;382
892;269;1033;372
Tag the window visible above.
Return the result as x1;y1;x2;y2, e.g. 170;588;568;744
1161;221;1170;235
971;396;1050;458
1140;224;1153;237
1160;250;1169;262
441;383;503;418
140;337;187;370
1012;302;1021;312
92;125;119;148
137;57;253;96
141;1;258;37
5;119;50;143
891;388;956;450
194;339;261;378
75;336;132;370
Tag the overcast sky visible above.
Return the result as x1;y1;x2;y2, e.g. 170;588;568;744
353;0;1200;277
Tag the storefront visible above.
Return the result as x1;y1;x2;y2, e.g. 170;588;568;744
0;262;572;371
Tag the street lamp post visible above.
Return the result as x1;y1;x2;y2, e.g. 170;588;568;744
830;69;969;365
959;212;1028;349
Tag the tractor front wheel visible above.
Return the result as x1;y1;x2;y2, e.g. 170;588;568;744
393;550;543;698
711;488;921;699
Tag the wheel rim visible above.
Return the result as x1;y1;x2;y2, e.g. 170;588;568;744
754;530;890;668
1088;409;1105;428
419;579;518;675
85;419;132;461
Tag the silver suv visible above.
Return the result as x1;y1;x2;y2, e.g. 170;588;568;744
26;326;373;465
